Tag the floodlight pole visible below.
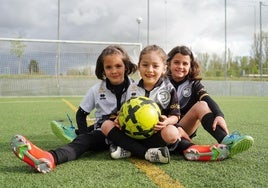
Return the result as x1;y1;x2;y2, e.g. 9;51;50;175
56;0;61;88
136;17;143;43
147;0;150;46
259;1;263;81
165;0;167;50
224;0;227;80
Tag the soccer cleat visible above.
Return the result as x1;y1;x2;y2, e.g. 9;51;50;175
221;131;254;157
145;146;170;164
183;144;230;161
10;135;55;173
109;144;131;159
50;120;77;143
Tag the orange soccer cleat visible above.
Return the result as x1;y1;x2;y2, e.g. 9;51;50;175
10;135;55;173
183;144;230;161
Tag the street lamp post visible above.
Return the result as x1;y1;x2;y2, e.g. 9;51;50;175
260;1;263;80
259;1;268;80
56;0;61;88
136;17;143;42
224;0;227;80
147;0;150;45
259;1;268;96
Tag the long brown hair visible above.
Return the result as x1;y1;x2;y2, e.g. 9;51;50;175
167;46;201;80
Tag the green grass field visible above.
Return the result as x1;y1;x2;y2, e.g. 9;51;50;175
0;96;267;187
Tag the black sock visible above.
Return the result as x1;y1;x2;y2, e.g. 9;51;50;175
175;138;194;154
201;113;227;143
48;150;59;165
107;127;147;158
75;126;94;135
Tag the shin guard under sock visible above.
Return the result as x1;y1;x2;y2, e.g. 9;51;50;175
175;138;194;154
201;113;227;143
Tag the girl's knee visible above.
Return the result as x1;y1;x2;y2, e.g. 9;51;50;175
195;101;209;110
101;120;115;136
192;101;211;114
161;125;179;144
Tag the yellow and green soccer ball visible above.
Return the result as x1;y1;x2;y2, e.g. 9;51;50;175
118;96;161;139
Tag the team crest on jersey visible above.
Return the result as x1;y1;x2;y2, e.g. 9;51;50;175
99;94;106;100
129;84;138;97
99;86;106;100
182;86;191;97
157;90;171;106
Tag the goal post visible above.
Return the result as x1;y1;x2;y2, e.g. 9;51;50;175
0;37;142;96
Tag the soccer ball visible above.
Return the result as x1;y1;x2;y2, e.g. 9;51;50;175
118;96;161;139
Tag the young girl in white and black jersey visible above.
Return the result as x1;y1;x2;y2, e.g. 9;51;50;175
101;45;181;164
10;45;138;173
167;45;254;160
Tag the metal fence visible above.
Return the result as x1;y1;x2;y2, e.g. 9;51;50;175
1;38;267;97
0;77;267;97
202;80;267;96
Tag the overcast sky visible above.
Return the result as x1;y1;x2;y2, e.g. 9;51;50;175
1;0;268;57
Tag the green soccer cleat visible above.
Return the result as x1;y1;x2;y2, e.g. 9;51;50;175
221;131;254;157
10;135;55;173
50;120;77;143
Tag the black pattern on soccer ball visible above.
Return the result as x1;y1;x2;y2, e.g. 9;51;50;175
118;96;161;139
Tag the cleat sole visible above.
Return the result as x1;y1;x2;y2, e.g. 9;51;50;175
50;121;76;143
229;136;254;157
11;135;54;173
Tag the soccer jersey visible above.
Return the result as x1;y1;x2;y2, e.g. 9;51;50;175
80;77;136;123
126;77;180;117
169;78;223;118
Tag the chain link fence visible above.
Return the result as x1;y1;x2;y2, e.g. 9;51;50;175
0;77;267;97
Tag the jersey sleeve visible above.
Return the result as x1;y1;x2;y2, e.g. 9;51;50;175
79;83;98;113
168;87;181;117
194;81;224;118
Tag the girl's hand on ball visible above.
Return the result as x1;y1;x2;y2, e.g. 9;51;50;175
114;117;121;130
159;115;168;123
154;115;168;131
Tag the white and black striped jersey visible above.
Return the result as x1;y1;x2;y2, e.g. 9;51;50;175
80;77;136;122
170;78;224;118
126;77;180;117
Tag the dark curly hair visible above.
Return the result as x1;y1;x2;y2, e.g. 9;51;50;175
167;46;201;80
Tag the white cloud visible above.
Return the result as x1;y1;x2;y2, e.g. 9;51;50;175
0;0;267;56
64;1;108;26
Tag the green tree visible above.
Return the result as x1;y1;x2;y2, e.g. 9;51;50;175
239;56;250;76
228;57;240;77
250;32;268;75
262;32;268;74
197;52;209;77
10;37;26;74
207;53;223;77
248;57;258;74
28;59;39;74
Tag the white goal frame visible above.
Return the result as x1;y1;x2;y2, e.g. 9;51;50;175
0;37;142;96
